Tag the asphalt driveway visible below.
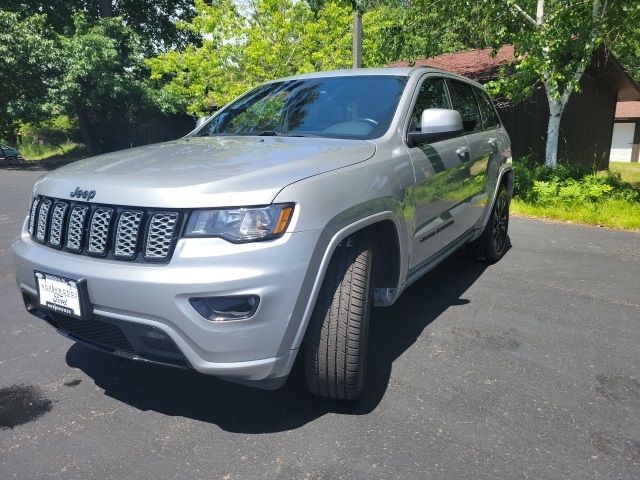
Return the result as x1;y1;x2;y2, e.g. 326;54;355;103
1;168;639;479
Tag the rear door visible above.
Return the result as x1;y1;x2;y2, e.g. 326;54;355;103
406;76;471;272
473;86;505;217
446;79;492;234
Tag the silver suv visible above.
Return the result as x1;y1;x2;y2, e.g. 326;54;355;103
12;68;512;400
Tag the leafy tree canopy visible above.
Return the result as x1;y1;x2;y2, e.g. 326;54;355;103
48;15;173;151
0;0;198;53
2;0;639;158
148;0;353;116
0;11;60;139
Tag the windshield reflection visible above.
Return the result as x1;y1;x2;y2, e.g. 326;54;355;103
196;76;407;141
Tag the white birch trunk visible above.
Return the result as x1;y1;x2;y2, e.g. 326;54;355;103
513;0;605;168
545;97;563;168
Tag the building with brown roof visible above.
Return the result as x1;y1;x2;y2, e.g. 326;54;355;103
391;46;640;168
612;102;640;162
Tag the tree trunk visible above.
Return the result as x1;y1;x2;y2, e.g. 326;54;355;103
77;108;94;154
545;97;563;168
99;0;113;17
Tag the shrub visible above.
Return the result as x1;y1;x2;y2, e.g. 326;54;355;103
512;156;640;205
18;116;80;148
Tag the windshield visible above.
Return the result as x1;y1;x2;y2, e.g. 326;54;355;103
196;75;407;140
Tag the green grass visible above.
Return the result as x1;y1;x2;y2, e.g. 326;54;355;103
511;197;640;231
19;141;82;161
510;158;640;231
610;161;640;189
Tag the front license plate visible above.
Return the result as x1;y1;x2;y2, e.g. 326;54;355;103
35;271;83;318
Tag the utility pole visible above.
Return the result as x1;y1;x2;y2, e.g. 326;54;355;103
352;10;362;69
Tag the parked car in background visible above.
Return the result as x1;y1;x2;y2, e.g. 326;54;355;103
12;68;513;400
0;143;23;163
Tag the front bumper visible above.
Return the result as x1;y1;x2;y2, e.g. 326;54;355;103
12;217;321;382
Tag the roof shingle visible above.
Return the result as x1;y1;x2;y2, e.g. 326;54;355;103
388;46;516;82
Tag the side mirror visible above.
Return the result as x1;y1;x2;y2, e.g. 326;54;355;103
407;108;464;147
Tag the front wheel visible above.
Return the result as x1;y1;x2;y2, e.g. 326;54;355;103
305;236;373;400
468;185;510;262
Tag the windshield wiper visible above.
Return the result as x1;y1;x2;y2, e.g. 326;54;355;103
257;130;281;136
285;133;325;138
256;130;324;138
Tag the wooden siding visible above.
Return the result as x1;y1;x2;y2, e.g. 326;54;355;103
497;66;618;169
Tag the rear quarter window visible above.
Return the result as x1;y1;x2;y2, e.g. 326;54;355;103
475;89;500;129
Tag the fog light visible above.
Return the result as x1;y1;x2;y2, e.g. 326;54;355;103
189;296;259;321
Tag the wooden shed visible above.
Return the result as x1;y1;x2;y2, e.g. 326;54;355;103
389;46;640;169
611;102;640;163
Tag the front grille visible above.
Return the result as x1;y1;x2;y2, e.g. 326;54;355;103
35;198;52;242
114;210;143;258
66;206;89;252
52;313;134;352
28;197;40;236
145;213;178;259
29;196;182;263
87;207;114;255
48;202;68;247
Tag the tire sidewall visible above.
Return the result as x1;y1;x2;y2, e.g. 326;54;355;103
304;237;374;400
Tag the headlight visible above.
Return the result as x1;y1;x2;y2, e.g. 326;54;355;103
184;204;294;242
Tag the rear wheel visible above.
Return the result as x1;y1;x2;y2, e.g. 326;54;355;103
468;185;510;262
305;235;373;400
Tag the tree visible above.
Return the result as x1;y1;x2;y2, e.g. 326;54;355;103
500;0;640;168
0;1;194;151
50;15;165;152
361;0;501;68
0;0;199;54
404;0;640;168
148;0;352;116
0;12;60;142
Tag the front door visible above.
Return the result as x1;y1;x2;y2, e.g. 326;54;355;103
406;77;471;272
444;79;492;237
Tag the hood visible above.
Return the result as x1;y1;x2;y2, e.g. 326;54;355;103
35;136;376;208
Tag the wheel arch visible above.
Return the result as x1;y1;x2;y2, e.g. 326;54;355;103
502;166;514;198
285;211;407;352
354;219;401;293
475;165;514;235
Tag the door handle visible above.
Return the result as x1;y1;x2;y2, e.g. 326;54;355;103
456;146;470;156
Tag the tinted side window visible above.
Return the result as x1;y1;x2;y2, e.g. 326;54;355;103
448;80;481;133
409;78;451;132
475;89;499;128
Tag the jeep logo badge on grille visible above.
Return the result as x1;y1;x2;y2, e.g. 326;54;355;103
70;187;96;200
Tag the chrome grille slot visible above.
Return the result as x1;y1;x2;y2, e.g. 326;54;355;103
66;205;89;251
28;197;40;236
36;199;52;242
48;202;69;247
145;213;178;260
28;196;180;262
114;210;143;258
87;207;114;255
